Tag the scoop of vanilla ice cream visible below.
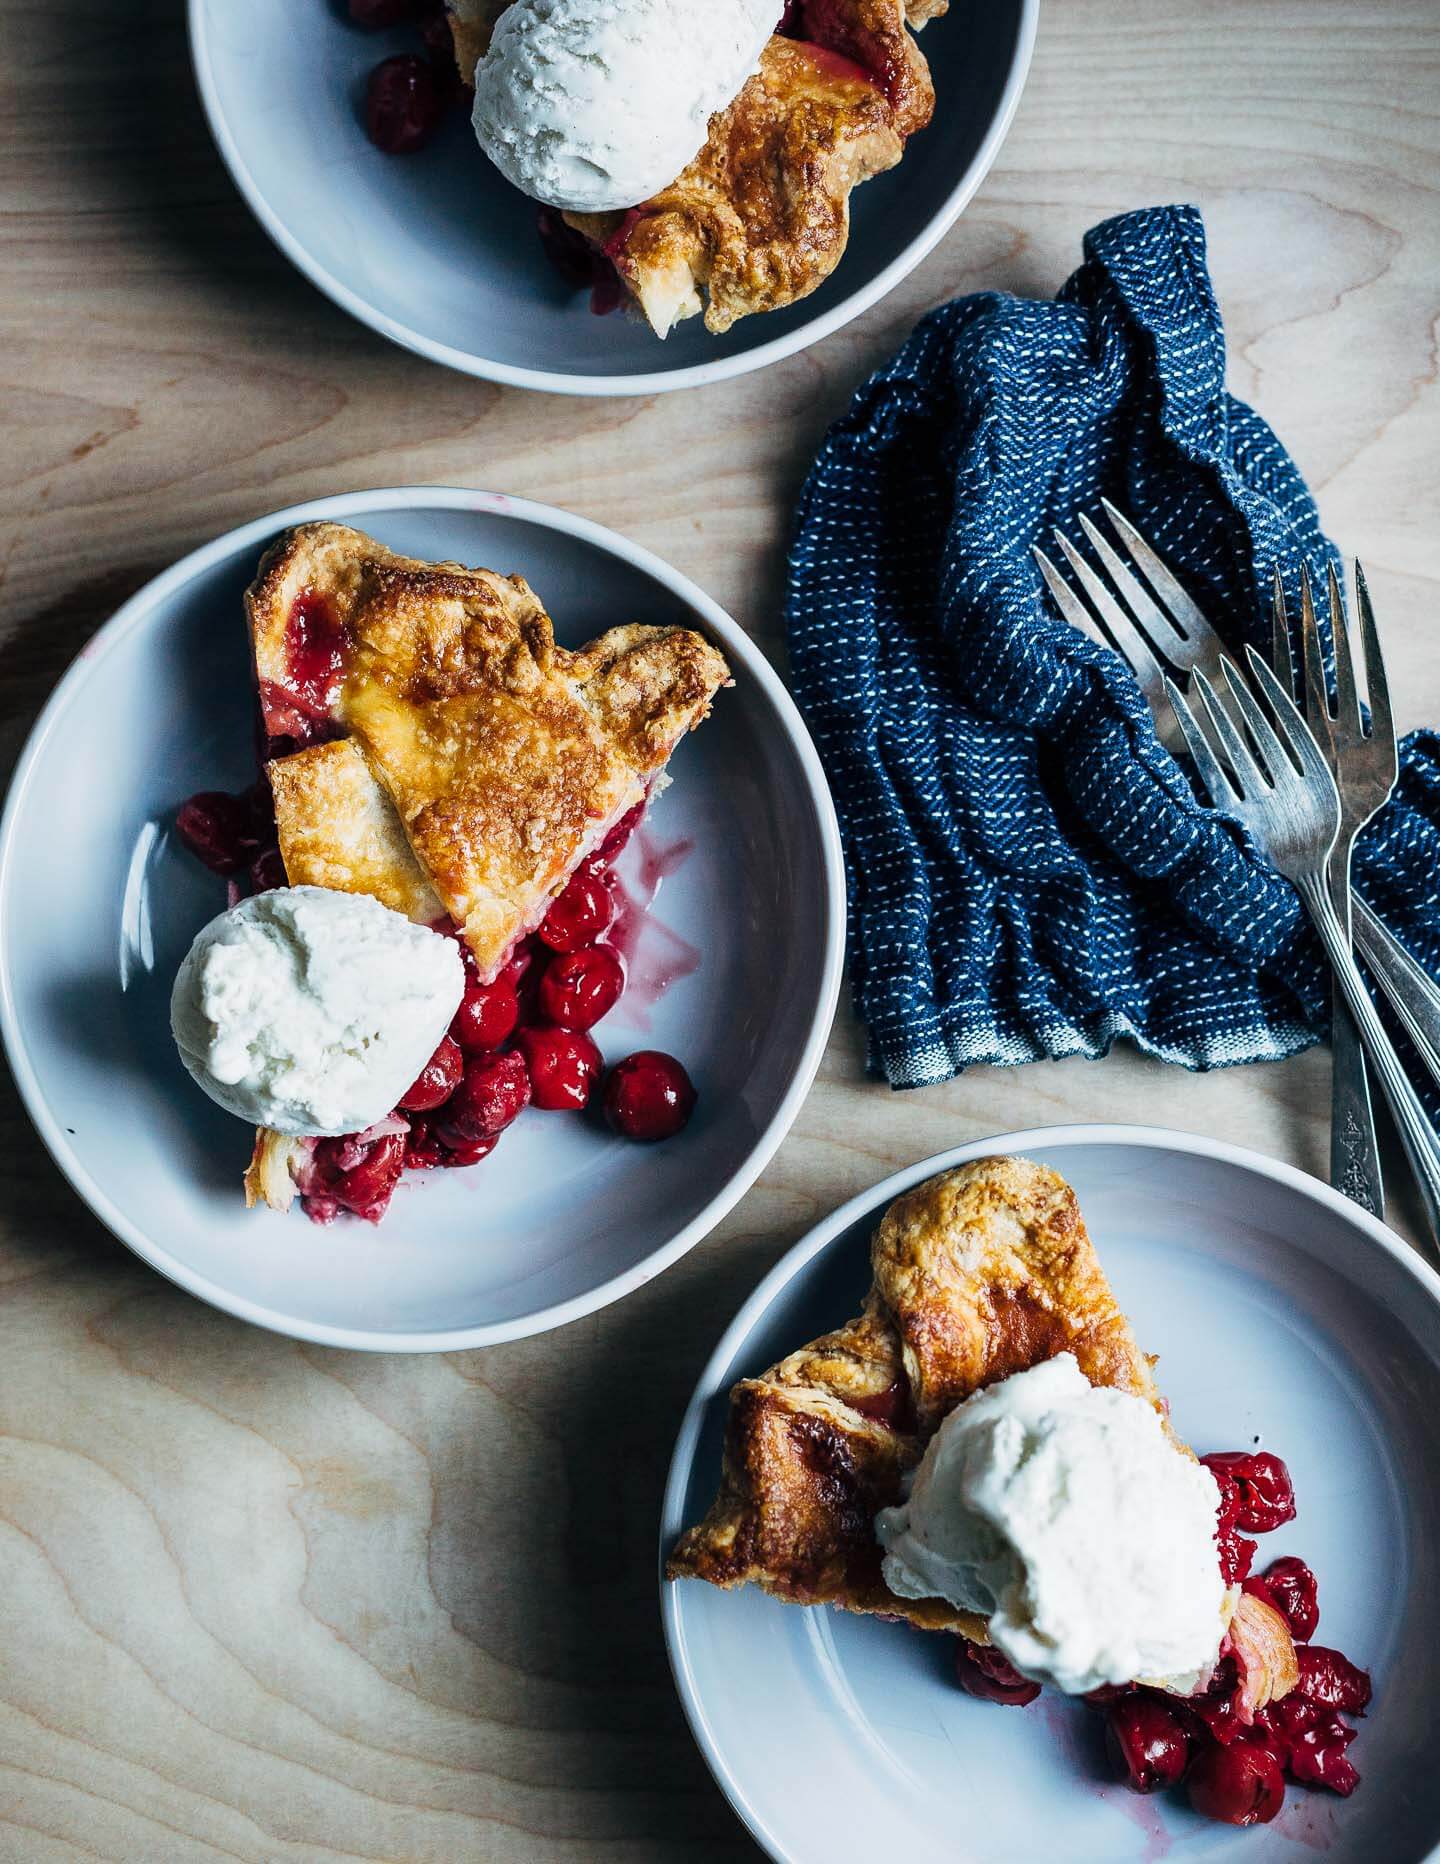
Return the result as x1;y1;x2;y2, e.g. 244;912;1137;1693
471;0;784;214
171;887;465;1138
875;1354;1228;1697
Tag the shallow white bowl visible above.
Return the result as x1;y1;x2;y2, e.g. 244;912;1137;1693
663;1126;1440;1863
0;489;844;1350
188;0;1037;396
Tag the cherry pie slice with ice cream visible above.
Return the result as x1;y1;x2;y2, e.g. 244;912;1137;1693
174;522;729;1225
669;1156;1373;1828
443;0;948;336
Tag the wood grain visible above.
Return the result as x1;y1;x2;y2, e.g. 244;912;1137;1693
3;1;1439;1857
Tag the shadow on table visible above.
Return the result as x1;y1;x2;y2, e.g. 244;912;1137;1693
29;2;342;337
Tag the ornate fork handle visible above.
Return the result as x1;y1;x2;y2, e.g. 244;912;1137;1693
1300;875;1440;1241
1355;898;1440;1087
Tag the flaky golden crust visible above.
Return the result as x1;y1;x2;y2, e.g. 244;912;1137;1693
446;2;944;338
564;0;945;336
1229;1592;1300;1714
267;738;443;926
870;1156;1162;1433
247;523;730;979
570;38;903;337
666;1157;1165;1633
243;1129;305;1212
445;0;504;78
805;0;942;141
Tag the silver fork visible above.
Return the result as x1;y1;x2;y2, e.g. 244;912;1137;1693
1168;655;1440;1248
1273;569;1440;1087
1273;564;1390;1210
1035;501;1228;757
1036;508;1380;1212
1037;517;1440;1149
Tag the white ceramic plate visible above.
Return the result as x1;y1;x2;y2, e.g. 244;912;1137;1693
187;0;1037;396
0;488;844;1350
662;1126;1440;1863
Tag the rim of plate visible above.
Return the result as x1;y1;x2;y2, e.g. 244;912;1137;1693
659;1121;1440;1864
186;0;1039;399
0;486;846;1352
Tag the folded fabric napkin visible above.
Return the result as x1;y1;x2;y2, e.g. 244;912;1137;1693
786;204;1440;1091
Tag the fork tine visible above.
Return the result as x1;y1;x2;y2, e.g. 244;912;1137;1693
1033;546;1111;652
1327;562;1362;732
1164;676;1240;808
1353;562;1396;766
1194;667;1267;799
1218;654;1297;783
1299;567;1332;721
1048;528;1171;692
1270;569;1297;701
1076;512;1188;660
1100;500;1223;648
1244;645;1338;795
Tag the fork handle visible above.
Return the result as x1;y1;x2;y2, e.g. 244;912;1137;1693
1328;838;1383;1215
1330;997;1383;1215
1300;875;1440;1250
1355;899;1440;1089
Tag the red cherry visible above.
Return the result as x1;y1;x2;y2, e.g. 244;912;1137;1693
602;1051;696;1142
1253;1694;1359;1792
451;978;520;1053
600;802;647;860
1187;1657;1243;1745
504;939;540;986
1245;1700;1297;1774
1105;1693;1192;1793
417;9;467;102
538;944;626;1030
1295;1646;1372;1716
301;1192;341;1225
515;1025;602;1112
438;1050;530;1142
1295;1732;1360;1797
282;592;350;721
248;847;287;894
310;1131;406;1223
1243;1556;1319;1643
1217;1527;1256;1586
439;1130;498;1168
953;1638;1040;1706
1188;1739;1285;1825
365;54;444;154
848;1377;915;1433
1209;1465;1242;1533
538;868;616;951
403;1115;445;1169
176;790;258;875
1201;1451;1296;1534
1264;1696;1361;1796
398;1034;463;1112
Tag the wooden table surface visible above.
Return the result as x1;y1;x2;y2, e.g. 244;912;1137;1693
3;2;1439;1858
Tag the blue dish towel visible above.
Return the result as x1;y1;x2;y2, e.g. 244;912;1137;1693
786;204;1440;1091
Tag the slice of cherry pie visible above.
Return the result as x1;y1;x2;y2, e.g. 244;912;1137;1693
669;1156;1375;1827
180;521;729;1224
668;1155;1178;1631
250;522;730;979
444;0;948;336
